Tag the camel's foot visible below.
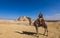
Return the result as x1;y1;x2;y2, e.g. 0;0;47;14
43;33;45;36
43;34;48;36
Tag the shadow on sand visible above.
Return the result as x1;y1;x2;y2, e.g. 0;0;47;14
15;31;48;38
15;31;36;35
15;31;46;36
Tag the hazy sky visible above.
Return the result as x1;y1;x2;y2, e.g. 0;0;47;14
0;0;60;20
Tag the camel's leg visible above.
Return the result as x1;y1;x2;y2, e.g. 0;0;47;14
43;25;48;36
46;26;48;36
35;26;39;37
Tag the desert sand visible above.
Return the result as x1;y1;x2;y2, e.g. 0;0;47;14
0;20;60;38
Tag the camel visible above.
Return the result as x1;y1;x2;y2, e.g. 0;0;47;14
33;12;48;37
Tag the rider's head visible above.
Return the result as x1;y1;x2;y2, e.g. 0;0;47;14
38;12;43;18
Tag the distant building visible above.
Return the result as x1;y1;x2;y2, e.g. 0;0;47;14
17;16;32;25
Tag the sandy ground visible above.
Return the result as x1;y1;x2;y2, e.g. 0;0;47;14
0;20;60;38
